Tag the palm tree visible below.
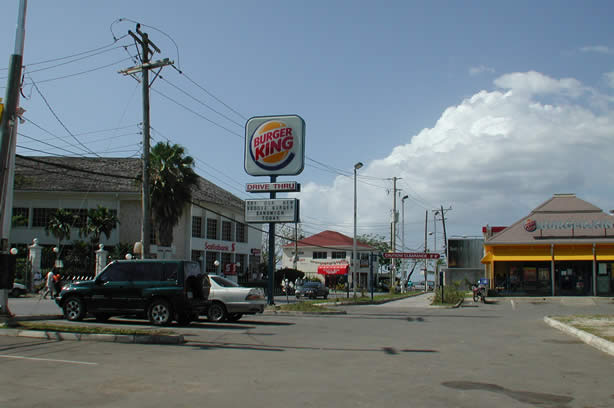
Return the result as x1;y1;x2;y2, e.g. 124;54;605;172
45;208;75;247
80;205;120;246
149;141;198;247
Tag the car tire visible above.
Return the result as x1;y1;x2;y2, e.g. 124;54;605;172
63;296;85;321
94;313;110;322
227;313;243;322
148;299;173;326
207;302;227;323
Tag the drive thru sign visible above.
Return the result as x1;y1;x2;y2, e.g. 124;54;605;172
383;252;440;259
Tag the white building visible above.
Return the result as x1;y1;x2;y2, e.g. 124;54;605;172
11;156;262;279
280;230;377;288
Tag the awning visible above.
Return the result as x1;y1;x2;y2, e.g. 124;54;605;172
480;252;493;264
596;246;614;261
317;264;349;275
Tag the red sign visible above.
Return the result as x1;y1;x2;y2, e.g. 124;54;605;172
383;252;440;259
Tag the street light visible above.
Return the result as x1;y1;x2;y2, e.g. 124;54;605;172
401;195;408;291
353;161;363;296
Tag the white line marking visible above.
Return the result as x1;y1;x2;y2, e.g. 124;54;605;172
510;300;516;310
0;354;98;365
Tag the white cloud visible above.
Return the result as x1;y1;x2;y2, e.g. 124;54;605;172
580;45;613;54
469;65;495;76
299;72;614;249
605;72;614;89
494;71;584;97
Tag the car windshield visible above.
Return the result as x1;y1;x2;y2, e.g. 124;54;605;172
303;282;321;287
211;276;240;288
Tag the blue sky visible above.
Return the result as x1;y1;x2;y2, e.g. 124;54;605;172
2;1;614;251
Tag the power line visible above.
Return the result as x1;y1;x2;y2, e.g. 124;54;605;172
28;76;100;157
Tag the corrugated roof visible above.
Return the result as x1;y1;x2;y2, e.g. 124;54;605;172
485;194;614;245
14;156;244;212
284;230;374;249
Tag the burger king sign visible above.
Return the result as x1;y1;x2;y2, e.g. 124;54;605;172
245;115;305;176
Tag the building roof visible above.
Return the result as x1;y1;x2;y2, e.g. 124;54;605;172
14;156;244;212
284;230;374;249
485;194;614;245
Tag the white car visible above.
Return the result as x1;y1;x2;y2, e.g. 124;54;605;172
10;282;27;297
206;275;266;323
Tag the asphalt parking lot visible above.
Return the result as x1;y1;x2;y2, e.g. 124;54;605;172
1;295;613;408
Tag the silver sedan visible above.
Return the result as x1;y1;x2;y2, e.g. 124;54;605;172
206;275;266;322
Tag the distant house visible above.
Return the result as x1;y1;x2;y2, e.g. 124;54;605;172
11;156;262;278
281;230;377;288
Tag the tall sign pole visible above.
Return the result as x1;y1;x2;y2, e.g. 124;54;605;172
245;115;305;305
0;0;27;316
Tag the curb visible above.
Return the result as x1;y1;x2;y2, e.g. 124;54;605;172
544;316;614;357
266;310;347;315
0;328;185;345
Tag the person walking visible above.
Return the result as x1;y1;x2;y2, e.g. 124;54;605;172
41;269;56;299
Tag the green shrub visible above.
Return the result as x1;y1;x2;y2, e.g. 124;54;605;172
432;281;465;305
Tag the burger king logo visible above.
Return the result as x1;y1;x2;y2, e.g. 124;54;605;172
249;120;295;171
524;218;537;232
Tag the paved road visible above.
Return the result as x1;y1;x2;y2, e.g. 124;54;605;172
1;295;613;407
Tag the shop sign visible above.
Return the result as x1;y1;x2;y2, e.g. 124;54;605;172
205;242;235;252
245;198;299;223
383;252;440;259
524;218;613;232
246;181;300;193
251;248;261;256
245;115;305;176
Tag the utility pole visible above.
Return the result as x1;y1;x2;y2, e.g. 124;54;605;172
424;210;428;291
440;205;450;285
0;0;27;317
390;177;400;292
120;24;172;259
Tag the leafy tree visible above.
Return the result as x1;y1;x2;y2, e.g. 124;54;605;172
149;141;198;247
357;233;392;266
45;208;75;247
80;205;119;246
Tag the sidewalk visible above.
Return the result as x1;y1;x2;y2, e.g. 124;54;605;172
544;315;614;357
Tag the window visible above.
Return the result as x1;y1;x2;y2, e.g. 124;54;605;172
331;251;346;259
191;250;204;262
221;253;232;270
12;207;29;227
211;275;239;287
206;252;218;273
71;209;88;228
32;208;56;227
206;218;218;240
99;263;130;282
192;216;202;238
236;222;247;243
222;221;232;241
313;251;327;259
236;254;246;275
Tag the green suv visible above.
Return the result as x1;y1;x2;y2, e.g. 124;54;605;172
56;260;211;326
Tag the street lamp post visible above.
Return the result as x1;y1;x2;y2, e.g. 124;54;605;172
401;195;408;291
353;162;363;296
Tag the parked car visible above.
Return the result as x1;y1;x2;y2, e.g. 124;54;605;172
414;280;435;291
56;260;211;326
295;281;329;299
206;275;265;322
10;282;27;297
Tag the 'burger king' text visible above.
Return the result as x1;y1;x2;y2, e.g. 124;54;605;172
253;127;293;161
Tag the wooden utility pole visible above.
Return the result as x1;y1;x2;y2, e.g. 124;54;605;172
120;24;172;259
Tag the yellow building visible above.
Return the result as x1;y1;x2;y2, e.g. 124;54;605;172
482;194;614;296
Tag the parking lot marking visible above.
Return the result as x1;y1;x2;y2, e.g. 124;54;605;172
0;354;98;365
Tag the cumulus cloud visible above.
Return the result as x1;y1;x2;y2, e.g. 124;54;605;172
469;65;495;76
605;72;614;89
298;72;614;249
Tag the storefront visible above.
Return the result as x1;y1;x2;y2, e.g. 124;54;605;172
317;264;349;288
482;194;614;296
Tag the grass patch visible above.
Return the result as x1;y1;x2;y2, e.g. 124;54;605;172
275;291;422;312
275;302;338;312
1;321;174;336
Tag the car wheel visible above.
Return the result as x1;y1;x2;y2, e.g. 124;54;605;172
63;296;85;321
207;302;227;323
94;313;110;322
227;313;243;322
148;299;173;326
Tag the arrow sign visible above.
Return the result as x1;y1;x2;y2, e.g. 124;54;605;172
383;252;440;259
